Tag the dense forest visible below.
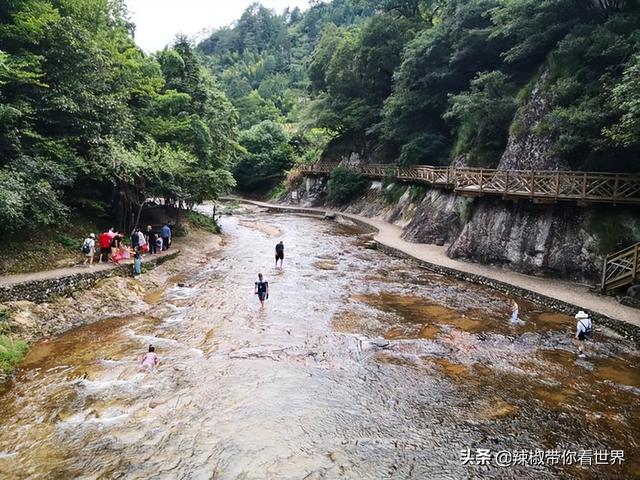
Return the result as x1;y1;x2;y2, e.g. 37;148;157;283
1;0;639;237
0;0;238;236
199;0;640;194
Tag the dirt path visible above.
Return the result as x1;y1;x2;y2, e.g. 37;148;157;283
238;199;640;329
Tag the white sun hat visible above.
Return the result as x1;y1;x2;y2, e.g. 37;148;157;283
575;311;590;320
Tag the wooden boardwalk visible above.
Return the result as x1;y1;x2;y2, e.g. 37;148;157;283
301;163;640;205
602;243;640;293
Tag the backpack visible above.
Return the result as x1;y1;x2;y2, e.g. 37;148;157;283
579;320;593;336
81;239;91;254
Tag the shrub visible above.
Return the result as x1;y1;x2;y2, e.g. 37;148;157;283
267;181;289;201
327;167;370;205
457;198;475;224
0;335;29;376
409;185;428;203
383;182;406;205
186;211;220;234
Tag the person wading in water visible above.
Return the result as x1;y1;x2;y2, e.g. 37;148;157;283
275;241;284;269
255;273;269;309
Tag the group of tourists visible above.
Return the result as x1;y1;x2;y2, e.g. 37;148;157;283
81;223;174;274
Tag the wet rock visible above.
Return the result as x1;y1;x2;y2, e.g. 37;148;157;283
371;337;391;349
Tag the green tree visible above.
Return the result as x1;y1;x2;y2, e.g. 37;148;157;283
234;121;295;192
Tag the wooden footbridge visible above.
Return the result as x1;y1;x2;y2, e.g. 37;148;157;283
300;162;640;292
300;163;640;205
602;243;640;293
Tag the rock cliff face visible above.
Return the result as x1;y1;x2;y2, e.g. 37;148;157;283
402;190;463;244
447;73;611;282
496;73;570;171
289;75;640;283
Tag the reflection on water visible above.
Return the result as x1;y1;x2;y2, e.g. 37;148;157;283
0;213;638;479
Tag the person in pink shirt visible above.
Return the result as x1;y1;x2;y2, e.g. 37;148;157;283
140;345;159;372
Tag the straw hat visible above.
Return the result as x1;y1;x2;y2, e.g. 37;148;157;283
575;311;589;320
89;233;95;239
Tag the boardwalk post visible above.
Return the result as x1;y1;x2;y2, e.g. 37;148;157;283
479;169;484;194
613;174;619;204
582;173;587;202
601;256;608;292
634;245;639;284
530;171;535;198
504;171;509;196
555;172;560;201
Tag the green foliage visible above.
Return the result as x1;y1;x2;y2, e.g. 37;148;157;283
605;52;640;148
327;167;370;205
186;211;220;234
535;14;640;171
234;121;296;192
409;184;427;203
589;209;640;255
0;335;29;376
55;234;77;249
0;3;238;236
383;182;407;204
267;181;289;201
197;1;375;193
457;198;475;224
445;71;517;167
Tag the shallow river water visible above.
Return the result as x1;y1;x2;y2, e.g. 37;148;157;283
0;213;638;479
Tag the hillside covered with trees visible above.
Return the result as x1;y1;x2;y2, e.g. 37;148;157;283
1;0;639;241
199;0;639;197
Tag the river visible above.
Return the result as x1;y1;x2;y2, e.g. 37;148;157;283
0;212;638;479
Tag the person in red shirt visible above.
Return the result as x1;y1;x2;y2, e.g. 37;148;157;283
98;227;114;263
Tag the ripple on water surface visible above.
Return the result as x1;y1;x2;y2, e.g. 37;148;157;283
0;213;638;479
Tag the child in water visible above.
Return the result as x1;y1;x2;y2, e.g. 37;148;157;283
140;345;159;372
510;300;519;322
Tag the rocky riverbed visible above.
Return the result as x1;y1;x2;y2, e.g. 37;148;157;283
0;212;637;479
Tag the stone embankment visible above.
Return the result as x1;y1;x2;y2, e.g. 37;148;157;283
0;252;179;304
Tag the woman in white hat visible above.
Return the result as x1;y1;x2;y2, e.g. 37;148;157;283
574;311;592;358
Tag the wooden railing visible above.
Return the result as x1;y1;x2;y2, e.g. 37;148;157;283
602;243;640;293
300;163;640;205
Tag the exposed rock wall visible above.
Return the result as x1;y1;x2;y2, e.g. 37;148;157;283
289;73;640;284
402;190;464;244
446;72;639;283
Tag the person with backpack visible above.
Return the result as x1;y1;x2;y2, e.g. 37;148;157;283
130;228;140;251
275;241;284;268
81;233;96;267
574;310;593;358
254;273;269;309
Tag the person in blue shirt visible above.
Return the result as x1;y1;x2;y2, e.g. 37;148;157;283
161;223;171;251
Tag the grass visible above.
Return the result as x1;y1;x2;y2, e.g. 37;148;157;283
0;335;29;377
383;182;407;205
185;211;220;234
